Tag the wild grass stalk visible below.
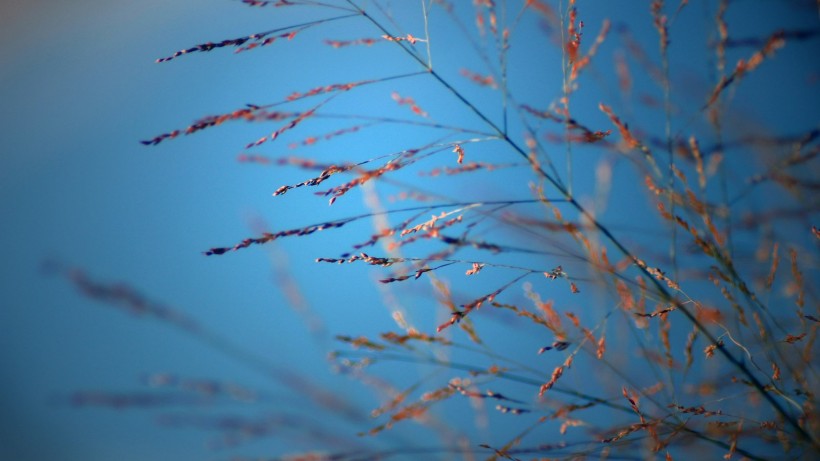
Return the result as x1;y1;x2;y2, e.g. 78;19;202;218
61;1;818;459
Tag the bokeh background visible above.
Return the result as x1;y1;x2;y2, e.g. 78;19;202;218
2;1;818;460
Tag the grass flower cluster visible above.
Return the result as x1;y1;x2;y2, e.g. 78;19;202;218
61;1;818;459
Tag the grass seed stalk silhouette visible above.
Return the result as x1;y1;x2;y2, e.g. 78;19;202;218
63;0;819;459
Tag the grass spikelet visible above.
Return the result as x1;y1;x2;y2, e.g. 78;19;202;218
765;242;780;289
391;91;428;117
246;104;321;149
240;0;300;7
705;30;786;109
788;248;805;311
538;356;572;397
659;312;674;368
564;6;581;67
596;335;606;359
459;68;498;88
684;327;698;371
155;27;306;63
569;19;610;82
524;282;566;339
599;103;640;149
335;335;385;351
141;108;294;146
382;34;424;45
689;136;707;190
452;143;465;164
324;37;379;48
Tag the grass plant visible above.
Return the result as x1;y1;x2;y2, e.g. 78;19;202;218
60;1;819;459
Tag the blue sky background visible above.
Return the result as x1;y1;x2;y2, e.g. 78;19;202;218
1;1;818;460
